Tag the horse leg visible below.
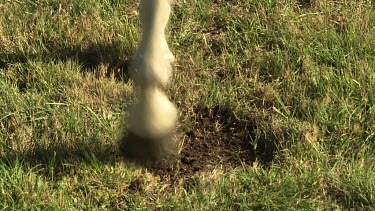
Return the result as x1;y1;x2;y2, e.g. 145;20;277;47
121;0;177;163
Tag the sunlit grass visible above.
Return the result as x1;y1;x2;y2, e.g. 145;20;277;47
0;0;374;209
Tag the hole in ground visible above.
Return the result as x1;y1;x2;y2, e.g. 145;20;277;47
146;106;277;183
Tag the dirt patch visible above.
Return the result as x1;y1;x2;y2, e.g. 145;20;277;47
144;106;276;182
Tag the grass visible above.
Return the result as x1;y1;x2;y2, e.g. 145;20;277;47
1;0;374;210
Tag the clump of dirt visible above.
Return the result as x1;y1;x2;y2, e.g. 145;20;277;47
144;106;276;182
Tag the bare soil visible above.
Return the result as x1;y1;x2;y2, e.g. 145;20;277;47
143;106;276;183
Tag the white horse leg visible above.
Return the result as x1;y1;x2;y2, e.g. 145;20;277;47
121;0;177;162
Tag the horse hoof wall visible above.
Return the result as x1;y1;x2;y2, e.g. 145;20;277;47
120;131;175;164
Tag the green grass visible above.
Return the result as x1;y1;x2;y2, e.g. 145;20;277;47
1;0;375;210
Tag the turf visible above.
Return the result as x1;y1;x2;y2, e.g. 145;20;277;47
0;0;374;210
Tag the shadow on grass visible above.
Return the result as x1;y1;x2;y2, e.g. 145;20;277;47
297;0;313;9
0;39;132;81
0;138;122;180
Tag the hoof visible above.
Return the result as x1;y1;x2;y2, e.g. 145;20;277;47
120;131;176;164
